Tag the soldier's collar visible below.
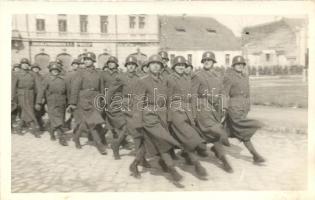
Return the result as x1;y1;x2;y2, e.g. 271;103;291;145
86;66;96;71
232;68;244;78
150;73;163;82
173;72;183;79
109;69;118;74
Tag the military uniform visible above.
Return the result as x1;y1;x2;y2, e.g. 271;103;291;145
32;64;46;131
35;62;68;146
132;54;183;182
167;56;208;177
69;52;107;155
11;64;22;132
11;58;41;137
191;51;233;173
223;56;265;163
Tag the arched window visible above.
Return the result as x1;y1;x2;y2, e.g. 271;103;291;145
98;53;111;69
34;53;50;73
56;53;72;71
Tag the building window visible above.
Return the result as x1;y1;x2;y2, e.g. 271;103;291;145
206;28;217;34
129;16;136;29
100;16;108;33
58;14;67;32
80;15;88;33
175;26;186;32
187;54;192;63
139;16;145;29
225;54;230;65
36;19;45;32
266;53;271;62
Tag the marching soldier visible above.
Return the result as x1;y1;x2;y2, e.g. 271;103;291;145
64;58;80;130
31;63;45;131
102;56;130;159
121;55;150;177
35;62;68;146
68;52;107;155
11;63;22;132
158;51;173;79
11;58;41;138
191;51;233;173
223;55;266;164
132;54;183;183
167;56;208;178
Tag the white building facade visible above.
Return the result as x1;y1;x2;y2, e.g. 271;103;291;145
12;14;159;72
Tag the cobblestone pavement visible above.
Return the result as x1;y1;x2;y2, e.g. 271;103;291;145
11;106;307;192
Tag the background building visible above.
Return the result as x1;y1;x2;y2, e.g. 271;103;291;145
11;14;159;72
159;15;241;69
242;18;308;67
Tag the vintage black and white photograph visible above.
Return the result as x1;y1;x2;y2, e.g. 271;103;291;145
8;12;311;193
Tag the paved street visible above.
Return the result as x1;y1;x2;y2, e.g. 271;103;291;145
11;106;307;192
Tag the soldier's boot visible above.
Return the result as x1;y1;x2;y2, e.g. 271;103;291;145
30;122;41;138
180;151;194;165
158;159;169;173
211;143;233;173
194;161;208;178
57;129;68;146
49;128;56;141
16;120;24;135
243;141;266;164
129;159;141;179
73;126;82;149
87;133;94;146
195;143;209;157
168;167;183;182
169;148;180;160
111;140;120;160
91;130;107;155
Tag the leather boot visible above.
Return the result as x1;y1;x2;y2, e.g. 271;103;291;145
30;122;41;138
211;145;233;173
49;128;56;141
196;145;209;157
194;161;208;177
244;141;266;163
158;159;169;172
111;140;120;159
91;130;107;155
129;160;141;178
140;157;151;168
73;130;82;149
168;167;183;182
180;151;194;165
57;129;68;146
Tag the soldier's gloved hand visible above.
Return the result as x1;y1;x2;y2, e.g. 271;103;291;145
67;104;77;112
35;104;41;111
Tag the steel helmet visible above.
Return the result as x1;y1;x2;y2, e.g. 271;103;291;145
83;52;96;62
48;62;62;72
71;58;80;65
106;56;119;67
201;51;216;63
158;51;169;61
232;55;246;66
172;56;187;69
124;55;138;67
20;58;30;65
31;63;41;70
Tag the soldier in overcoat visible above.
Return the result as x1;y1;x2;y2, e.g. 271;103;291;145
64;58;80;130
191;51;233;173
11;63;22;132
102;56;131;159
131;54;183;182
35;62;68;146
159;51;173;79
11;58;41;138
167;56;208;178
31;63;46;131
68;52;107;155
223;55;265;164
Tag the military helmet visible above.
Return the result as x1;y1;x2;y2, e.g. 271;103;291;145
201;51;216;63
106;56;119;67
172;56;187;69
124;55;138;67
158;51;169;61
147;54;163;67
31;63;41;70
71;58;80;65
48;62;62;72
83;52;96;62
20;58;30;65
232;55;246;66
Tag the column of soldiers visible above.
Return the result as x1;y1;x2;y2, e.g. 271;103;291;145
11;50;266;185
